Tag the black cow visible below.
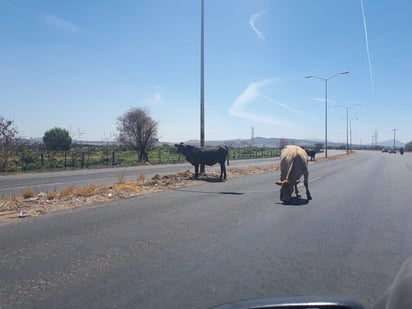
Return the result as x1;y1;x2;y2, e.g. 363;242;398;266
175;143;229;180
305;149;316;161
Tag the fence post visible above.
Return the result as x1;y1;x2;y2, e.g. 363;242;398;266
64;152;67;170
81;152;85;169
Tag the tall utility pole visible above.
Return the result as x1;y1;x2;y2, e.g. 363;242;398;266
393;129;397;150
349;117;358;151
375;130;378;146
251;127;255;145
335;104;360;154
199;0;205;174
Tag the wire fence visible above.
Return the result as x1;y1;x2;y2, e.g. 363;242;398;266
3;146;282;173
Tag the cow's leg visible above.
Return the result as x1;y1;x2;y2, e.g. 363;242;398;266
294;183;301;198
303;172;312;200
194;164;199;179
220;162;226;180
280;169;286;181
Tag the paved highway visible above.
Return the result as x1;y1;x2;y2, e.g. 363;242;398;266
1;150;412;308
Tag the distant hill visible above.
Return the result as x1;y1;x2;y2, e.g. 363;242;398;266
171;137;406;148
17;136;406;149
176;137;334;148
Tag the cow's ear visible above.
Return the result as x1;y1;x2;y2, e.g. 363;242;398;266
275;181;283;186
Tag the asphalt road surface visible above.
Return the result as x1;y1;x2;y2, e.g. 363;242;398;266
1;150;412;309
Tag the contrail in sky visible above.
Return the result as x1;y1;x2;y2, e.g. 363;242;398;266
44;14;80;33
360;0;375;92
229;79;292;127
249;12;265;41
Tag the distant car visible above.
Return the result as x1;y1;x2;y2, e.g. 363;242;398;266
382;147;389;152
389;149;396;154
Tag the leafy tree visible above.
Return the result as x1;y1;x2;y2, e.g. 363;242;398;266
43;127;72;167
0;116;19;172
405;141;412;152
117;107;158;162
43;127;72;151
20;151;38;172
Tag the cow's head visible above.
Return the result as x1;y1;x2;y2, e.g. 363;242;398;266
276;180;299;203
175;143;187;155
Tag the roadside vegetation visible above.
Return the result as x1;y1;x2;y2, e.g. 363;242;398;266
1;109;283;173
2;143;282;173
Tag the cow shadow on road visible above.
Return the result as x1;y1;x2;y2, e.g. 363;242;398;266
278;197;310;206
172;188;244;195
193;176;226;183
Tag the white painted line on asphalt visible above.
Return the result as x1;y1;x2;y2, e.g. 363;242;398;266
309;176;321;183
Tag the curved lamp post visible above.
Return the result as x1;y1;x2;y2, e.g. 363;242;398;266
305;71;349;158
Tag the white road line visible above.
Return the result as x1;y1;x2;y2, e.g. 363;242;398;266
309;176;321;183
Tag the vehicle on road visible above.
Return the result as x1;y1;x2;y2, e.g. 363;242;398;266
389;149;397;154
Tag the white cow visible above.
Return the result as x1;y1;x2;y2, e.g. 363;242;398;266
276;145;312;203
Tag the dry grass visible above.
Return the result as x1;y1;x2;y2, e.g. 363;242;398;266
47;191;59;200
117;173;126;184
137;173;145;184
0;152;352;222
20;189;36;199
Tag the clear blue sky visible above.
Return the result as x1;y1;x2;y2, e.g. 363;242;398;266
1;0;411;145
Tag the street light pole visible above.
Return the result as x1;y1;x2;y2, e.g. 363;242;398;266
335;104;361;154
199;0;205;174
305;71;349;158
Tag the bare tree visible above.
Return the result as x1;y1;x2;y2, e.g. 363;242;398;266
0;116;18;172
117;107;158;162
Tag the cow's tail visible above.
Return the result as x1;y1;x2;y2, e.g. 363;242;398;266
225;146;230;166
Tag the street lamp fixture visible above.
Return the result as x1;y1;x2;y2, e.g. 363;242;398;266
305;71;349;158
